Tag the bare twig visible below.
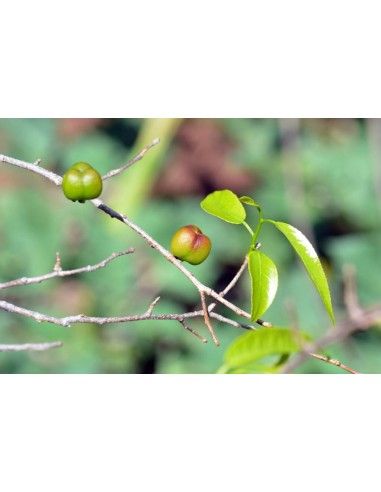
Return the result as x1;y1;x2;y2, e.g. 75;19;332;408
54;252;62;272
308;352;361;374
0;341;63;352
200;290;220;346
178;319;208;343
146;296;161;315
102;138;161;180
280;304;381;373
281;264;381;374
208;256;249;312
0;297;256;330
209;312;256;331
0;154;62;185
0;249;135;290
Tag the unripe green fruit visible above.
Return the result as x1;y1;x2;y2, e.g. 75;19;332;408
170;225;211;265
62;162;103;203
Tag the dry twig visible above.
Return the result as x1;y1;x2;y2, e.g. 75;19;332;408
0;249;135;290
280;266;380;374
0;341;63;352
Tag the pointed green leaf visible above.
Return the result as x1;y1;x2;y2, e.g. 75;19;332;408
239;195;261;212
248;250;278;321
221;327;310;373
268;221;335;324
200;190;246;224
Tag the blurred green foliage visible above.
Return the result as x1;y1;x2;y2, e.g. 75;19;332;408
1;118;381;373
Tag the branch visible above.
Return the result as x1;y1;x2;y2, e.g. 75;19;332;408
0;249;135;290
208;256;249;312
0;341;63;352
280;304;381;373
308;352;361;374
0;298;257;336
101;138;161;180
280;265;378;374
200;290;220;345
178;319;208;343
0;154;62;185
0;298;251;327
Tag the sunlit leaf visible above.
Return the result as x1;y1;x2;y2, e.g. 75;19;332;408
200;190;246;224
248;250;278;321
267;221;335;324
220;327;310;374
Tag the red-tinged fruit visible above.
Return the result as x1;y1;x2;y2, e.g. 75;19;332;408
170;225;211;265
62;162;103;203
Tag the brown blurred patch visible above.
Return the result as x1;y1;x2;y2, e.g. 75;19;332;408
152;119;256;197
57;118;108;140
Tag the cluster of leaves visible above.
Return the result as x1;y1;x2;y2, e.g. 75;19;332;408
200;189;335;373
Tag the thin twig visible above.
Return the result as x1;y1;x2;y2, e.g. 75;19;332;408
178;319;207;343
0;299;253;332
0;154;63;185
209;312;256;331
208;256;249;312
101;138;161;180
54;252;62;272
0;341;63;352
308;352;361;374
200;291;220;346
280;304;381;373
280;298;360;374
146;296;161;315
281;265;379;374
0;249;135;290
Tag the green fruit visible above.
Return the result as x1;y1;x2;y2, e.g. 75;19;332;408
170;225;211;265
62;162;103;203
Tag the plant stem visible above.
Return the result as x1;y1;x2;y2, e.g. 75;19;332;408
249;210;264;251
242;221;254;236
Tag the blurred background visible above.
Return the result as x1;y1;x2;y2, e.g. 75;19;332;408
1;118;381;373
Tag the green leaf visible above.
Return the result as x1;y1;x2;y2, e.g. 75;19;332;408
220;327;310;373
248;250;278;321
200;190;246;224
220;362;281;374
239;195;261;212
268;221;335;324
